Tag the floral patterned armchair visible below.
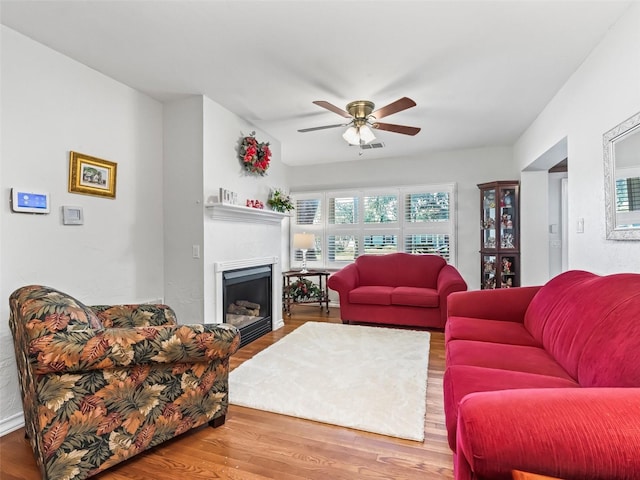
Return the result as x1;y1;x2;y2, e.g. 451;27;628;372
9;285;240;480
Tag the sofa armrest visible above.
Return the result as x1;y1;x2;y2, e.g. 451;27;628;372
437;265;468;298
437;265;468;326
327;263;359;295
447;286;541;323
456;388;640;479
30;323;241;374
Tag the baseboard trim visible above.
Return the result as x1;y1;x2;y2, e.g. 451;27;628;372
272;317;285;330
0;412;25;437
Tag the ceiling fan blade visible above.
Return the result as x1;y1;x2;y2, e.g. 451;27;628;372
372;122;421;136
313;100;353;119
298;123;346;133
371;97;416;120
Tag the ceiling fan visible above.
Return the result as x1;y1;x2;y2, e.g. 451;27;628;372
298;97;421;145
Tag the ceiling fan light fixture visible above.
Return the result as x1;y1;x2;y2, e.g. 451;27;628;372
359;125;376;144
342;126;360;145
303;97;419;142
342;125;376;145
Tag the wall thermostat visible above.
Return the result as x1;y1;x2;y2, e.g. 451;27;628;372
62;206;84;225
11;188;50;214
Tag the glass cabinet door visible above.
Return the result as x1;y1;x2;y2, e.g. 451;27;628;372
499;254;518;288
499;188;518;250
482;254;497;289
482;253;518;289
481;188;497;249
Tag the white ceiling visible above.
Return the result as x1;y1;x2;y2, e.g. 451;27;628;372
0;0;633;166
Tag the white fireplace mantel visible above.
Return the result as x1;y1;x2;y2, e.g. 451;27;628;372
205;202;289;224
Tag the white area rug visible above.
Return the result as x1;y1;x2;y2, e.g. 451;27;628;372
229;322;431;441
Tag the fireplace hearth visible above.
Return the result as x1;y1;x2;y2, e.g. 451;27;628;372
222;265;272;347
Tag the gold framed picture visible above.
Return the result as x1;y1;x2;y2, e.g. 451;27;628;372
68;151;117;199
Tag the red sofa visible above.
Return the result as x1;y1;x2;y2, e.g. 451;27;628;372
443;270;640;480
327;253;467;329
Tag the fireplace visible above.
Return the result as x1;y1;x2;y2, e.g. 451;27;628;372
222;265;272;347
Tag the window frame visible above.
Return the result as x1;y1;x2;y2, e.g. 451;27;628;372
290;184;457;270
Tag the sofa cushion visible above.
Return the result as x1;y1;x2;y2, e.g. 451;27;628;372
525;271;640;383
446;340;575;381
391;286;439;307
456;388;640;480
443;364;579;450
523;270;595;347
445;317;541;347
349;285;393;305
577;287;640;387
355;252;445;288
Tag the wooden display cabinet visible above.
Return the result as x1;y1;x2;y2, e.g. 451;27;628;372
479;181;520;289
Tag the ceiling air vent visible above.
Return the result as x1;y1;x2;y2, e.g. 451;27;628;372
359;142;385;150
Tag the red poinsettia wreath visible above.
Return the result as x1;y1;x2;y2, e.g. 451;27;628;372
239;131;271;175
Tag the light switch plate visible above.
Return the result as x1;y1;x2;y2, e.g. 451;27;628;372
62;206;84;225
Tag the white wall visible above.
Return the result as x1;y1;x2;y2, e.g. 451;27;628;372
0;27;164;433
163;96;205;323
288;146;517;290
520;171;551;285
163;95;288;325
515;3;640;277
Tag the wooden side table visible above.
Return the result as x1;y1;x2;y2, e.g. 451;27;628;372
282;270;330;315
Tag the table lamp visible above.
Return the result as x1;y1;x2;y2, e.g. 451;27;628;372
293;233;315;273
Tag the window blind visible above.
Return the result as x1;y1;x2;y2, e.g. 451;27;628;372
291;184;457;269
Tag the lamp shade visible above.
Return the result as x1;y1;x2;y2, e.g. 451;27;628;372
342;126;360;145
359;125;376;144
342;125;376;145
293;233;315;250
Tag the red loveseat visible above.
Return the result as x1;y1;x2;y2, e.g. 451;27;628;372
443;270;640;480
327;253;467;329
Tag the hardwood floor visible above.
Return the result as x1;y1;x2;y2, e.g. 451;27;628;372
0;307;453;479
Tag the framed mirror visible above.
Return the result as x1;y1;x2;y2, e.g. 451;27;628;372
604;111;640;240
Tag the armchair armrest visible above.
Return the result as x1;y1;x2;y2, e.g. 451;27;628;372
447;286;541;323
327;263;359;295
90;303;178;327
30;323;240;375
456;388;640;479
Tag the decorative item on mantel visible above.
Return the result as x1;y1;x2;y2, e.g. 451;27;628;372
246;199;264;209
267;188;294;213
219;188;238;205
239;131;271;176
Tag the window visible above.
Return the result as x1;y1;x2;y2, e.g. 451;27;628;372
329;196;358;224
364;194;397;223
292;194;323;263
290;184;457;269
